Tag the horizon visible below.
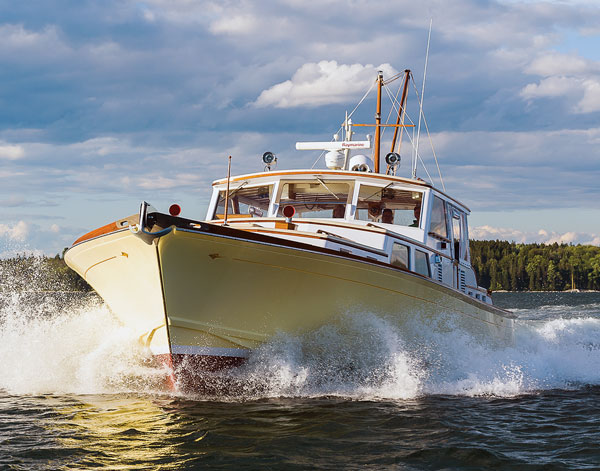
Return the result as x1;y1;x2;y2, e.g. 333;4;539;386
1;0;599;255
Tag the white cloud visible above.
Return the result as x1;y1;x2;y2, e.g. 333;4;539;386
0;24;70;61
254;61;398;108
209;14;260;35
135;173;204;190
520;76;600;113
0;144;25;160
525;52;594;77
520;52;600;113
471;225;600;246
0;24;57;48
520;76;581;99
0;221;29;242
578;78;600;112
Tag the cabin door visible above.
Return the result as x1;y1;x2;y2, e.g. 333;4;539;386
451;209;462;290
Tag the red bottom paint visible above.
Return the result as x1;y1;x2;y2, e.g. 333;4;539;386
155;353;247;393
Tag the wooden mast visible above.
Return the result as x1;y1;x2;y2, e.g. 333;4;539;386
390;69;411;154
374;71;383;173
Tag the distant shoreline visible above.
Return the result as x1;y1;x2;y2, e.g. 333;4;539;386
492;290;600;294
3;242;600;294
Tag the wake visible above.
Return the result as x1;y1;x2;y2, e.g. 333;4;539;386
1;290;599;399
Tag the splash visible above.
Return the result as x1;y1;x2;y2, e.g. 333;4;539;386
0;291;167;395
232;313;424;400
1;282;600;399
229;308;600;400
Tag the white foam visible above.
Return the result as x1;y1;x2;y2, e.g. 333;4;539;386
1;290;599;399
234;310;600;400
0;293;166;395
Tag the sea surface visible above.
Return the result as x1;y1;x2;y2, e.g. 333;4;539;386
0;289;599;470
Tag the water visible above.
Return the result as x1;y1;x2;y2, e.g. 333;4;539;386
1;289;599;470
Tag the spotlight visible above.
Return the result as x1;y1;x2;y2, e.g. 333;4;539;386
262;151;277;171
385;152;401;175
385;152;401;166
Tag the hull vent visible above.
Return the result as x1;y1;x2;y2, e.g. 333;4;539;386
437;265;443;282
459;269;466;292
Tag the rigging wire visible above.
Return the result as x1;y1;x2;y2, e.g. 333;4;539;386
421;111;446;191
418;153;434;183
414;18;432;178
379;79;402;144
348;77;377;121
383;71;403;86
311;77;377;169
410;75;445;191
309;64;444;191
381;73;410;160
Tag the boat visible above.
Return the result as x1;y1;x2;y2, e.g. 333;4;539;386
566;271;580;293
65;69;515;387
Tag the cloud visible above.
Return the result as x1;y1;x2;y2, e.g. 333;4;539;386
520;76;600;113
1;0;600;253
520;51;600;113
0;23;71;65
0;144;24;160
471;225;600;246
209;14;260;35
254;61;398;108
524;51;594;77
0;221;29;242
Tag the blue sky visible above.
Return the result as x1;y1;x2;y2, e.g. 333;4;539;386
1;0;599;255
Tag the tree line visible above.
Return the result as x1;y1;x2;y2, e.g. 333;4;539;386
470;240;600;292
2;240;600;292
0;254;91;292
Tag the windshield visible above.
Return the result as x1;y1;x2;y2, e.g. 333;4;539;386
213;184;273;219
277;180;350;218
356;184;423;227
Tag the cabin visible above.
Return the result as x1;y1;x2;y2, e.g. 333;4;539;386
206;169;490;304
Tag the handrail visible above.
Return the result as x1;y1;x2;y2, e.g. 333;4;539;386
130;201;173;244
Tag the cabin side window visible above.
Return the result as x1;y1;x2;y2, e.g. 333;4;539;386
391;243;409;269
355;185;422;226
449;206;471;262
276;181;350;218
461;213;470;262
414;250;431;277
212;184;273;219
430;196;448;239
451;211;462;260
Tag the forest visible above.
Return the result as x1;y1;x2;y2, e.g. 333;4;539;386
0;254;91;292
1;240;599;292
470;240;600;292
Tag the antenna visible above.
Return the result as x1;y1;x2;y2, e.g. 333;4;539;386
223;155;232;226
413;18;432;179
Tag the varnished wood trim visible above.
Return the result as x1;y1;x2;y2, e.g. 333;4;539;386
74;221;120;245
72;215;137;246
428;232;451;243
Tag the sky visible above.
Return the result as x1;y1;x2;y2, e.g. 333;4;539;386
1;0;600;256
